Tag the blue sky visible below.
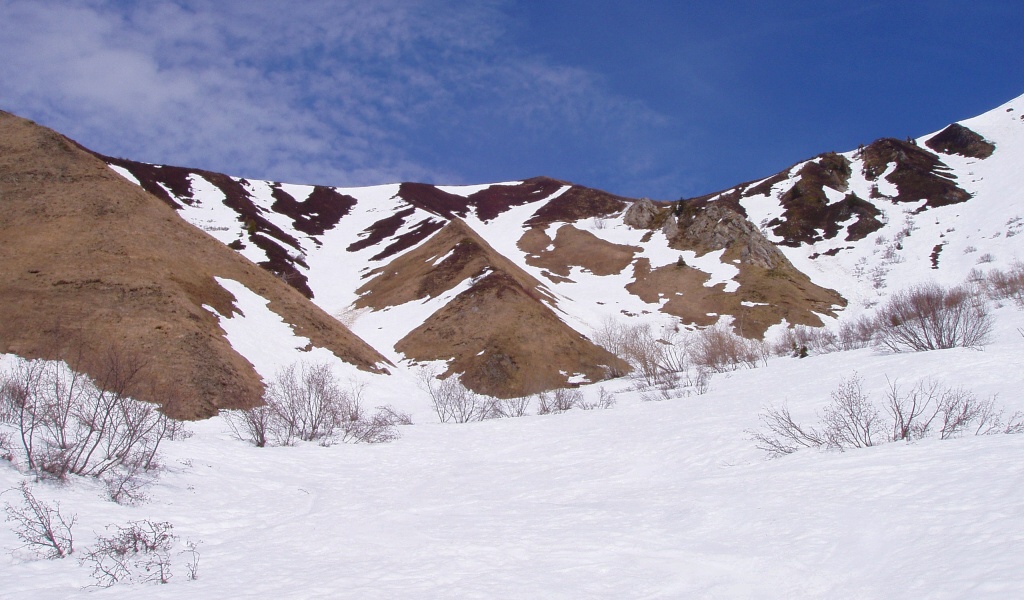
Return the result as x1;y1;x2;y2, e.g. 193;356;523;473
1;1;1022;200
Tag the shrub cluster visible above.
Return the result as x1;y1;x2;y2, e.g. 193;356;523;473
79;520;200;587
773;279;996;357
752;374;1023;458
594;318;769;398
0;355;177;504
226;362;407;446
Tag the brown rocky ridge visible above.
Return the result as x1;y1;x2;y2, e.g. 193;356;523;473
0;111;389;419
356;218;628;396
622;199;845;337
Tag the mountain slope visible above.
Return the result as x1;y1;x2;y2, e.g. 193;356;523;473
355;218;628;395
0;111;389;418
83;91;1024;399
684;92;1024;316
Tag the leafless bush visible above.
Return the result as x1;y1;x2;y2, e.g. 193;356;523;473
837;315;879;350
373;405;413;426
820;374;880;449
874;282;992;351
884;378;940;441
489;396;532;418
225;404;276;448
336;406;403;444
0;356;172;489
751;405;826;458
772;325;843;357
265;362;346;442
417;368;490;423
754;375;1022;458
227;364;401;445
692;324;764;372
578;387;616;410
82;520;177;587
537;388;583;415
980;263;1024;307
594;319;690;384
3;481;76;559
180;539;201;581
638;366;711;400
0;430;13;462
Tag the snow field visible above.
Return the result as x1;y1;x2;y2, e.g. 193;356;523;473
3;306;1024;598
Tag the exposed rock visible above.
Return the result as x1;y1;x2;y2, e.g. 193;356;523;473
861;138;971;208
623;197;661;229
925;123;995;159
636;200;846;336
669;202;786;270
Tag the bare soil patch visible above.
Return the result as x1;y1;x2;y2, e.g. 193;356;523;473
518;224;640;277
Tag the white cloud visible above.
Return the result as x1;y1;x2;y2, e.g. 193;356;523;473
0;0;668;189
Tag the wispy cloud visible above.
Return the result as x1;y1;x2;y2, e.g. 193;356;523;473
0;0;670;191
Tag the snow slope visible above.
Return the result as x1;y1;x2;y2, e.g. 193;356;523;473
734;93;1024;320
2;305;1024;598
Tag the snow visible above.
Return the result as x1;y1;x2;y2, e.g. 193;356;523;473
434;181;522;197
107;164;140;186
4;306;1024;598
203;277;357;378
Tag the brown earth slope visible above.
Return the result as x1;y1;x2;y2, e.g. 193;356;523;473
356;219;628;397
626;200;845;337
0;111;389;418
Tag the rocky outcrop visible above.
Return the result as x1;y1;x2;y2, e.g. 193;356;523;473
666;202;786;270
925;123;995;159
623;198;662;229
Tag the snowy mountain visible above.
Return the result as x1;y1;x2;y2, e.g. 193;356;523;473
94;92;1024;399
3;93;1024;598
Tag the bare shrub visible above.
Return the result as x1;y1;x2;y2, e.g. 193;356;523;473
837;315;879;350
594;319;702;388
820;374;880;449
981;263;1024;307
536;388;582;415
874;282;992;352
0;431;13;462
181;539;201;581
751;405;826;458
227;364;401;445
83;520;177;587
772;325;843;357
1;356;172;490
265;362;345;442
225;404;276;448
692;324;763;372
884;378;941;441
336;406;403;444
373;405;413;426
754;376;1022;458
578;387;616;410
418;368;488;423
934;386;988;440
490;396;532;418
3;481;76;559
